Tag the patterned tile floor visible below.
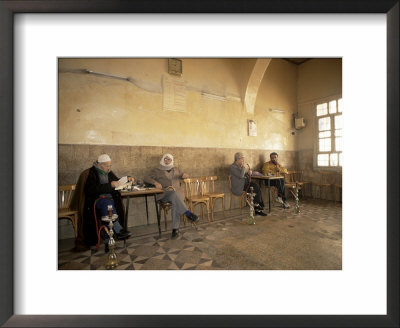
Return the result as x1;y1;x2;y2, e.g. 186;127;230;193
58;198;342;270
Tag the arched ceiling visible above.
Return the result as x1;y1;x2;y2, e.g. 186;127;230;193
244;58;272;114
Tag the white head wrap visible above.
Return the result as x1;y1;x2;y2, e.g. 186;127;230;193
160;153;174;170
97;154;111;163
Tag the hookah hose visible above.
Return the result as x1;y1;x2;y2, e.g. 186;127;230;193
93;196;111;249
244;163;252;205
245;163;252;192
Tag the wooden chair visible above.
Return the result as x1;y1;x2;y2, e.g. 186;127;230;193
58;184;78;238
183;178;210;223
157;201;171;231
312;171;335;200
269;186;280;207
283;171;296;199
202;176;225;221
228;175;247;214
334;172;342;202
291;170;312;198
334;184;342;202
157;187;187;230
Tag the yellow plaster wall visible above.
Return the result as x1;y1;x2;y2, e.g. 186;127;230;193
254;59;298;150
296;58;342;150
58;58;297;151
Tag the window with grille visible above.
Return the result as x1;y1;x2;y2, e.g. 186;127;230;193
315;98;342;167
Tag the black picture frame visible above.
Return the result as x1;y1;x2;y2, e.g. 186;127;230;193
1;1;398;327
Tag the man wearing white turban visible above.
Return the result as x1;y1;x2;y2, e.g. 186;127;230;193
144;153;199;239
71;154;134;252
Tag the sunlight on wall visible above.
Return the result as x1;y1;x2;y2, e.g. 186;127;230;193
58;58;298;151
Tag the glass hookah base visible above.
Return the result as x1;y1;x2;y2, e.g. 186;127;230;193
105;252;119;270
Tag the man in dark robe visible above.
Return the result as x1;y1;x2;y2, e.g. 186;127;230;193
71;154;132;251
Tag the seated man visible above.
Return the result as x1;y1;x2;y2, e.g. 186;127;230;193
262;152;290;209
144;153;199;240
229;152;267;216
72;154;132;252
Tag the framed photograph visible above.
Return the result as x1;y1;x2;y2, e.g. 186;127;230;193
248;119;257;136
1;0;398;327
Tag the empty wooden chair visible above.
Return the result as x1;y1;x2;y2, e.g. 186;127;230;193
183;178;210;223
58;184;78;238
291;170;312;198
283;171;296;199
334;184;342;202
312;171;335;200
228;175;247;214
334;172;342;202
202;176;225;221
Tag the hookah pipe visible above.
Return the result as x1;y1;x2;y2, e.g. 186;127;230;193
289;181;301;214
245;163;252;205
244;164;256;225
104;204;119;269
245;163;252;192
